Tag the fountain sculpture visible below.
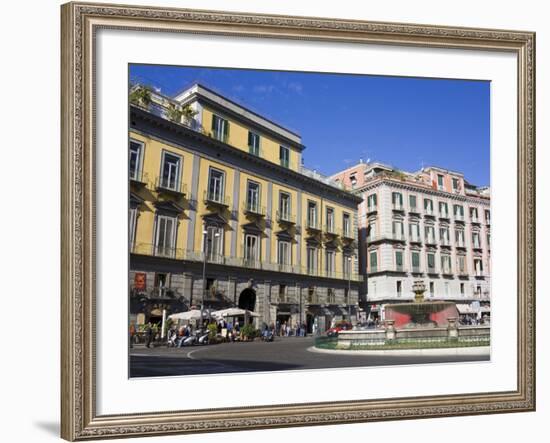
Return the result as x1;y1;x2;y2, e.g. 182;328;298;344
384;281;459;328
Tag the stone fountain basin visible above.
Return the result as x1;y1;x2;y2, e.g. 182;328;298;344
385;301;459;328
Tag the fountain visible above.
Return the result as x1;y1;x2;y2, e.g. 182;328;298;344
384;281;459;328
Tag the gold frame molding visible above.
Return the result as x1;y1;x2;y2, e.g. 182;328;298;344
61;2;536;440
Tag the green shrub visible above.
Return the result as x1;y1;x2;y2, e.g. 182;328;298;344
207;323;218;338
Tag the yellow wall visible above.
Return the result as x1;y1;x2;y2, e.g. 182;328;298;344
201;106;302;172
129;130;356;277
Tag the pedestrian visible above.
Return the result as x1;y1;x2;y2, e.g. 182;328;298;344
145;322;153;348
129;322;136;348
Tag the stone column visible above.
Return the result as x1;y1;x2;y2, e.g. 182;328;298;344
447;317;459;340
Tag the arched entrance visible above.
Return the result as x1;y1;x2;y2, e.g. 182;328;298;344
238;288;256;312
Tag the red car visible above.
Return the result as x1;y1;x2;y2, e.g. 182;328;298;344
326;321;352;337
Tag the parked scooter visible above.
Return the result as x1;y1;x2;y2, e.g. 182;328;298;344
261;329;274;342
197;331;209;345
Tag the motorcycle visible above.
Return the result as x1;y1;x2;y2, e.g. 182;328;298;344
197;331;210;345
261;330;274;342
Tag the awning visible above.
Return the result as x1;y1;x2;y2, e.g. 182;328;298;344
456;303;476;314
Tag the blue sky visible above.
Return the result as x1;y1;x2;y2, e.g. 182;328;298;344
130;65;490;186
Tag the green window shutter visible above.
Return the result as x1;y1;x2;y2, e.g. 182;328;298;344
223;119;229;138
396;251;403;266
412;252;419;267
248;131;252;147
211;115;217;131
370;251;377;268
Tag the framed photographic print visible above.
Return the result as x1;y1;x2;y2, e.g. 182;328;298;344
61;1;536;440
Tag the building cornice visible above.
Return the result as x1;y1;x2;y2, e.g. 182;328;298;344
130;106;362;207
354;177;490;206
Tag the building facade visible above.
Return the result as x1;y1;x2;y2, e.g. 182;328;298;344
332;162;491;322
128;83;362;332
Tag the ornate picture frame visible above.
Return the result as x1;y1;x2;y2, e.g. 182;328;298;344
61;2;535;440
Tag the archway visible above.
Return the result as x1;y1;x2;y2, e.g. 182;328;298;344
238;288;256;312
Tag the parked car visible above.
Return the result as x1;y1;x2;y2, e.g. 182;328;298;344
326;321;353;337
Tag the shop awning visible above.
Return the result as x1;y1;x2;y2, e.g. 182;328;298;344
307;306;332;316
456;304;476;314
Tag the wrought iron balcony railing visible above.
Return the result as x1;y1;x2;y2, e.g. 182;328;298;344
276;210;296;224
155;176;186;196
203;190;231;208
243;200;266;216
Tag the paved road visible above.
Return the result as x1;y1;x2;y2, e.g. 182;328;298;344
130;337;489;378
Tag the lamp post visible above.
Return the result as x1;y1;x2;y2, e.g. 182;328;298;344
200;228;220;329
347;255;354;323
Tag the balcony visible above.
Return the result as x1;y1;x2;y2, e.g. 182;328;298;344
470;215;481;224
474;270;486;279
394;265;406;273
392;233;406;242
440;238;451;247
424;208;435;217
409;234;422;244
439;211;450;221
455;240;466;249
392;203;405;212
441;267;453;276
130;170;149;187
341;228;355;241
276;211;296;225
411;266;422;274
427;267;438;275
454;213;465;223
306;219;322;232
324;224;338;236
366;205;377;215
409;206;420;215
472;243;483;252
425;235;437;246
203;190;231;208
155;176;186;197
243;200;266;217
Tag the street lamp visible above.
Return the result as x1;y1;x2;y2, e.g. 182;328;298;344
201;228;220;329
347;255;354;323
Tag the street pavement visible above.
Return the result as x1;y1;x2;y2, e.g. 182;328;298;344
130;336;489;378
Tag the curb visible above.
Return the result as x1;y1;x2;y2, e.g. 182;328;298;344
307;346;490;357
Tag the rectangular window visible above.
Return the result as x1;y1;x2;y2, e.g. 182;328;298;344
409;194;417;211
396;281;402;297
326;207;335;233
277;240;291;269
160;152;181;191
429;281;435;297
208;168;225;203
485;209;491;224
325;250;335;276
279;192;291;221
427;252;436;272
367;194;377;211
472;232;481;248
205;225;223;261
424;198;433;214
129;140;143;181
307;247;318;274
455;229;465;246
409;222;420;241
440;227;450;245
392;192;403;209
460;283;465;295
457;255;466;274
279;284;287;302
343;213;351;237
279;146;290;168
392;220;404;240
444;282;450;296
211;114;229;142
246;181;261;213
452;177;460;192
439;201;448;217
474;258;483;276
327;288;335;304
395;250;403;271
343;255;352;277
369;250;378;272
248;131;260;156
425;225;435;243
367;221;376;241
350;173;357;188
437;174;444;190
454;204;464;220
154;215;177;257
411;251;420;272
470;207;479;222
441;254;452;274
307;201;318;228
244;234;260;264
129;208;137;251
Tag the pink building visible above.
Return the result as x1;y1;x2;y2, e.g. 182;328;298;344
332;162;491;323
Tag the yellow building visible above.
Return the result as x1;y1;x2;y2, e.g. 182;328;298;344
129;83;363;332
